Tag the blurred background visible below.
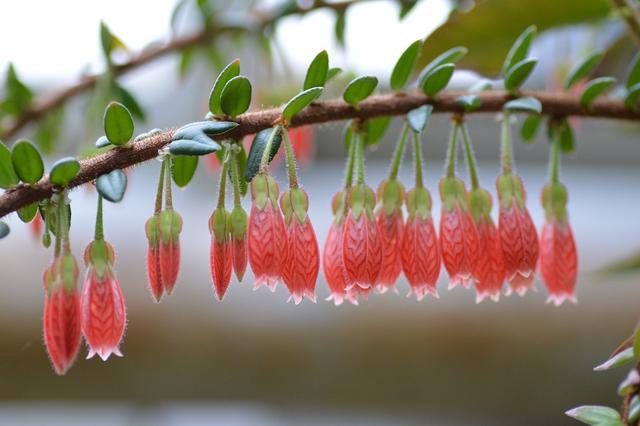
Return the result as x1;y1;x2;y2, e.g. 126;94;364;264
1;0;640;425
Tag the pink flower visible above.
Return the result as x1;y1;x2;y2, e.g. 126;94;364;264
209;207;232;300
374;180;405;293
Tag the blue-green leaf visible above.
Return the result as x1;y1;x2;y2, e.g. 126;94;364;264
209;59;240;115
565;51;604;90
170;121;237;155
96;169;127;203
421;63;454;97
11;139;44;184
407;105;433;133
104;101;134;145
168;139;220;156
95;136;110;149
580;77;616;109
504;96;542;114
456;94;482;112
171;155;198;188
49;157;80;187
220;76;252;116
0;221;9;239
304;50;329;90
244;127;282;182
0;142;18;189
502;25;536;76
282;87;323;121
565;406;623;426
390;40;422;91
504;58;537;91
594;347;634;371
343;76;378;106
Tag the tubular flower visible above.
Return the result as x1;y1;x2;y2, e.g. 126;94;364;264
468;189;505;303
342;184;383;290
158;208;182;294
209;207;232;300
439;177;480;289
248;173;287;291
144;214;163;302
81;240;126;361
280;188;320;304
401;187;441;300
229;206;248;282
496;174;539;296
540;183;578;306
374;179;405;293
43;254;82;375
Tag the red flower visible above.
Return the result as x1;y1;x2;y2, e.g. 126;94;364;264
229;206;248;282
375;180;405;294
145;214;163;302
158;209;182;294
496;174;539;296
209;207;232;300
30;213;43;242
342;185;383;290
43;255;82;375
401;187;441;300
248;174;287;291
81;240;126;361
540;183;578;305
439;177;480;289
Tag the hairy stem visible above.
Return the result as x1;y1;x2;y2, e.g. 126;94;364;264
388;122;409;180
413;131;424;188
154;160;165;214
344;130;357;189
164;157;173;209
501;113;513;175
282;128;299;189
94;195;104;241
230;147;242;208
445;122;460;178
550;127;561;185
217;154;229;210
460;121;480;190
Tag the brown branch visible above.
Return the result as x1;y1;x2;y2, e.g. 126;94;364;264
1;89;639;218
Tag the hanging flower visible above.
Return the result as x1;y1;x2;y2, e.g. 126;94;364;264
375;179;405;293
229;206;248;282
209;207;232;300
145;214;163;302
158;208;182;294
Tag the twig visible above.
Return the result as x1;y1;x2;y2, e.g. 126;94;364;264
611;0;640;48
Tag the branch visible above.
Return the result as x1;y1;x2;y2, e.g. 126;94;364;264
1;89;639;218
611;0;640;48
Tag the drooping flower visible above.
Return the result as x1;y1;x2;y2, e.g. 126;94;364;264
158;208;182;294
496;174;539;296
30;213;43;242
43;254;82;375
145;214;163;302
229;206;248;282
209;207;232;300
280;188;320;304
374;179;405;293
81;239;126;361
402;187;441;300
248;173;287;291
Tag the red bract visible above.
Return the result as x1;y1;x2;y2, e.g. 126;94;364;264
81;240;126;361
375;180;405;293
280;188;320;304
209;207;232;300
497;174;539;296
145;214;163;302
439;177;480;289
402;188;441;300
158;209;182;294
248;174;287;291
43;255;82;375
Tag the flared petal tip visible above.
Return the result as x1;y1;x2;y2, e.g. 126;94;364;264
505;284;535;297
407;286;439;301
51;361;73;376
87;346;123;362
287;290;317;305
475;290;501;304
545;293;578;307
253;276;281;292
375;283;399;295
325;293;344;306
448;274;475;290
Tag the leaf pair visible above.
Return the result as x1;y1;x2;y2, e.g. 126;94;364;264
209;60;252;117
502;26;538;92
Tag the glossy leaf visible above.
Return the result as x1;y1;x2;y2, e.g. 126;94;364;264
594;347;634;371
18;202;38;223
327;67;342;82
168;139;220;156
95;136;110;149
565;51;604;89
244;127;282;182
390;40;422;91
171;155;198;188
11;139;44;184
0;222;9;239
96;169;127;203
220;76;252;116
304;50;329;90
504;96;542;114
209;59;241;115
625;82;640;108
362;116;391;146
456;94;482;112
418;47;467;84
49;157;80;187
502;25;537;76
421;63;455;97
104;102;134;145
521;115;542;142
580;77;616;109
0;143;18;189
626;52;640;89
407;105;433;133
282;87;323;121
504;58;537;91
173;121;238;139
565;406;623;426
3;64;33;115
343;76;378;106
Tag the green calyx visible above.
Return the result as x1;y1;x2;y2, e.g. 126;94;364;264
59;254;78;294
377;179;405;217
406;187;432;220
84;239;115;280
229;206;248;241
331;191;348;225
250;173;280;211
468;188;493;224
439;176;468;212
280;188;309;225
541;182;568;222
159;208;183;245
349;184;376;220
145;214;161;247
209;207;229;243
497;173;526;210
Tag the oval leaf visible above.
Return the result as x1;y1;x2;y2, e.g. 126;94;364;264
209;59;240;115
0;143;18;189
362;116;391;146
173;121;238;140
104;101;134;145
96;169;127;203
390;40;422;91
565;50;604;90
0;221;9;239
580;76;616;109
220;75;252;116
282;87;323;121
504;58;537;91
95;135;110;149
625;82;640;108
502;25;537;76
455;94;482;112
421;63;454;97
304;50;329;90
18;202;38;223
327;67;342;82
343;76;378;106
418;46;467;83
244;127;282;182
565;406;622;426
627;52;640;89
50;157;80;187
168;139;220;156
504;96;542;114
407;105;433;133
171;155;198;188
521;115;541;142
11;139;44;184
594;347;634;372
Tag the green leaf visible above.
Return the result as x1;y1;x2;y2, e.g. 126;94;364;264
304;50;329;90
418;47;467;84
456;94;482;112
96;169;127;203
173;121;238;140
104;101;134;145
625;82;640;109
169;139;220;156
565;406;623;426
343;76;378;106
0;221;9;239
407;105;433;133
114;83;146;121
362;116;391;146
96;136;110;149
209;59;240;115
282;87;323;121
521;115;542;142
232;144;248;196
171;155;198;188
100;21;127;62
18;202;38;223
11;140;44;184
4;64;33;115
626;52;640;89
580;77;616;109
244;127;282;182
504;96;542;113
327;67;342;82
220;76;252;116
421;63;455;97
551;119;576;153
334;9;346;47
594;347;634;371
502;25;536;76
399;0;418;18
390;40;422;91
629;396;640;423
49;157;80;187
0;143;18;189
565;51;604;89
504;58;537;91
33;107;64;155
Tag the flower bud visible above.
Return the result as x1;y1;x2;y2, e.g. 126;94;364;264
209;207;232;300
229;206;248;281
375;179;405;294
158;209;182;294
145;214;163;302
